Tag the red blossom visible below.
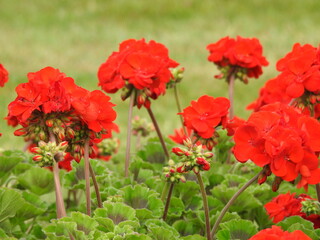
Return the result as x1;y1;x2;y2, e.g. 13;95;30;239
98;39;179;107
179;95;230;139
249;225;311;240
233;103;320;189
169;127;192;145
0;64;8;87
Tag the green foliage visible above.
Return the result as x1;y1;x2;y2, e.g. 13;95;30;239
216;219;258;240
0;150;25;186
0;188;24;223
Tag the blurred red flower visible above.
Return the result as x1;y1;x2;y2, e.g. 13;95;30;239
249;225;311;240
0;64;8;87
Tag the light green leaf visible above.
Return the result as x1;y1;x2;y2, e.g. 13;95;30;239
0;188;24;223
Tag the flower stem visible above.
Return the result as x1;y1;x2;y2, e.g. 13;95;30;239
196;172;211;240
147;107;170;159
49;131;66;218
162;182;174;221
174;85;187;135
84;139;91;216
316;184;320;202
125;92;136;177
89;162;103;208
161;182;170;202
210;171;260;239
227;69;236;120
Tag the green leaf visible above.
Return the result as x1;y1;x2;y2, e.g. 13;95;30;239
180;235;206;240
15;191;48;220
173;218;204;236
145;219;179;239
17;167;54;195
167;197;185;218
217;219;258;240
0;188;24;223
0;150;25;186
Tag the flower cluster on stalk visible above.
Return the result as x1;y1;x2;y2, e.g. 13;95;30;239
264;192;320;229
98;38;179;108
179;95;231;150
7;66;118;169
207;36;269;83
163;138;213;182
233;102;320;190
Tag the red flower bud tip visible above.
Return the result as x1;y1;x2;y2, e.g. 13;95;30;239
170;169;175;173
137;95;145;108
206;139;215;151
172;147;185;156
272;177;283;192
45;119;54;127
193;166;200;174
58;131;65;141
180;176;186;183
144;98;151;109
258;173;267;185
33;155;43;161
202;163;210;171
203;152;214;158
30;147;42;154
196;157;206;165
165;174;170;178
14;128;27;136
184;151;193;157
74;153;81;163
74;144;81;153
66;127;75;139
310;95;317;104
177;166;185;173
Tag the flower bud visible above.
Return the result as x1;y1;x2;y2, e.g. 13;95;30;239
45;119;54;127
193;166;200;174
14;128;27;136
172;147;185;156
30;147;42;154
33;155;43;161
180;175;186;183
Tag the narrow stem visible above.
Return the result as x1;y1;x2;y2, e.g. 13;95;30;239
125;92;136;177
53;162;66;218
147;107;170;159
210;171;260;239
162;182;175;221
174;85;187;135
196;172;211;240
49;131;66;218
84;139;91;216
227;69;236;120
136;133;141;150
316;184;320;202
89;162;103;208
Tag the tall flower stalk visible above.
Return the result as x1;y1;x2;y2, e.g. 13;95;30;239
84;139;91;216
125;92;136;177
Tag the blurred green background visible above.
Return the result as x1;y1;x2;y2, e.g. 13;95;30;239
1;0;320;149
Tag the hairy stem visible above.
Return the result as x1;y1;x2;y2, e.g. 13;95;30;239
49;131;66;218
147;107;170;159
210;171;260;238
197;172;211;240
174;85;187;135
84;139;91;216
89;163;103;208
162;182;175;221
125;92;135;177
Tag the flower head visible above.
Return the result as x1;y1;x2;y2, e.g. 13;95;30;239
249;225;311;240
0;64;8;87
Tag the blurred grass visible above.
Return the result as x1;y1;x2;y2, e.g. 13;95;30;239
1;0;320;149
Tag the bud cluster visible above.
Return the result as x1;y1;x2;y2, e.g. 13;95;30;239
94;137;120;160
301;198;320;216
215;66;249;84
167;67;184;89
31;140;68;167
163;159;187;183
163;138;214;182
132;116;154;137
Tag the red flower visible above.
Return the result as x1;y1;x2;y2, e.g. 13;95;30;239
0;64;8;87
179;95;230;139
207;36;268;80
233;103;320;189
276;43;320;98
249;225;311;240
98;39;179;108
169;127;192;145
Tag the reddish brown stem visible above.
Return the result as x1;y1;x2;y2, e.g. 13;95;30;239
89;163;103;208
125;92;135;177
162;182;174;221
84;139;91;216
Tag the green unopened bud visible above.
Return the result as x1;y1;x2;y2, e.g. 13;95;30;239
168;159;175;166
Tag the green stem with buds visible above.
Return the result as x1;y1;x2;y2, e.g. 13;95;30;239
125;92;136;177
210;171;261;239
84;139;91;216
162;182;175;221
196;172;211;240
147;107;170;159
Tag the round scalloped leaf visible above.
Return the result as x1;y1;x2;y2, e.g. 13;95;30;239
181;234;206;240
173;218;204;236
216;219;258;240
145;219;179;239
17;167;54;195
167;197;185;218
0;150;25;185
15;191;48;220
63;160;85;190
0;188;24;223
221;174;249;188
129;156;155;181
94;202;138;225
210;211;241;226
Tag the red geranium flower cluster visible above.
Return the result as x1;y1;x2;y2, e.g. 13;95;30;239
207;36;269;81
249;225;311;240
276;43;320;99
179;95;230;150
7;66;118;167
0;63;8;87
233;102;320;190
98;39;179;108
265;192;320;228
247;77;292;112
